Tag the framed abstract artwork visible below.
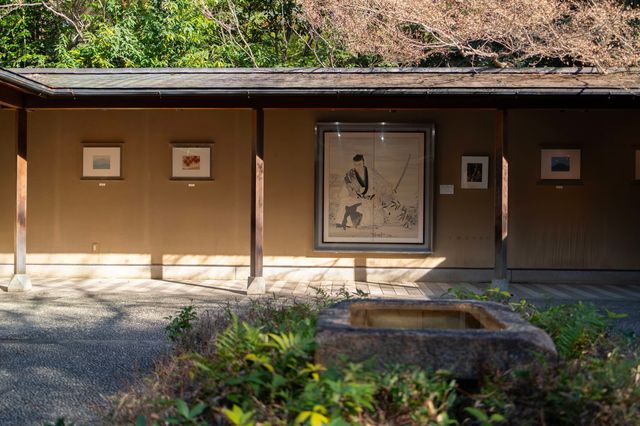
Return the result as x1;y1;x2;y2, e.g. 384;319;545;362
171;142;213;180
315;123;434;253
82;143;122;179
540;148;581;181
461;156;489;189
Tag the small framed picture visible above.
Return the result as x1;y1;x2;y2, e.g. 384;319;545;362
540;148;581;181
82;143;122;179
171;142;213;180
461;156;489;189
635;149;640;181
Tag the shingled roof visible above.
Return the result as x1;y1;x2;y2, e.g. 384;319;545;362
1;67;639;108
2;67;640;95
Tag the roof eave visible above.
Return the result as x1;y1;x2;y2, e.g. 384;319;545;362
27;87;640;98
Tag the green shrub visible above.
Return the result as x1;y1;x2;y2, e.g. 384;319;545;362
164;305;198;343
529;302;609;359
109;288;640;426
448;285;640;425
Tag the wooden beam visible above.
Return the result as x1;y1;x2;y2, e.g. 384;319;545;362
8;109;31;291
0;85;23;108
248;108;265;294
23;93;640;111
493;109;509;289
15;109;27;274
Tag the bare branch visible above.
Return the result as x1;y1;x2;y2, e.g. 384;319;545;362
224;0;257;67
299;0;640;68
40;1;84;41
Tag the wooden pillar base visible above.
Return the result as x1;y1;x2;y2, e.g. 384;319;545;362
8;274;31;292
247;276;266;295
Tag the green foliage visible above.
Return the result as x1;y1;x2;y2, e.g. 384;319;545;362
0;1;65;67
529;302;609;359
470;344;640;425
164;305;198;343
375;365;458;425
134;399;207;426
142;293;465;425
59;0;217;68
446;286;537;317
463;407;505;426
114;288;640;425
0;0;371;68
447;286;512;304
448;285;633;361
223;405;256;426
448;284;640;425
168;399;207;425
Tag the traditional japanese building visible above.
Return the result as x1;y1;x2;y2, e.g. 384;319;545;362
0;67;638;292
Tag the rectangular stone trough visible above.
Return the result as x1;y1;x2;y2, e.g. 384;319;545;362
315;299;557;379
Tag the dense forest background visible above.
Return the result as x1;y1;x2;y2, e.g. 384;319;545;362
1;0;639;68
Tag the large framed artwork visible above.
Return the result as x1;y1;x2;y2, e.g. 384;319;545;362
171;142;214;180
315;123;434;253
82;143;123;179
540;148;581;182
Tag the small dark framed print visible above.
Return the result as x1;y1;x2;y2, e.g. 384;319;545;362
540;148;581;181
461;156;489;189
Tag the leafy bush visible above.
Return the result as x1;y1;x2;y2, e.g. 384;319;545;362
110;287;640;426
449;286;640;425
164;305;198;343
529;302;609;359
112;294;465;425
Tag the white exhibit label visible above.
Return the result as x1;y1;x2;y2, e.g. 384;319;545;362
439;185;454;195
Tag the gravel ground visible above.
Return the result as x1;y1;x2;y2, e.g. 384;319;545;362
0;291;638;426
0;292;243;426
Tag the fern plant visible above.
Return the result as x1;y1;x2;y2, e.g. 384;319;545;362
529;302;609;359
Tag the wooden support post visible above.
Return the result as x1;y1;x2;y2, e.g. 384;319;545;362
492;109;509;290
9;109;31;291
247;108;265;294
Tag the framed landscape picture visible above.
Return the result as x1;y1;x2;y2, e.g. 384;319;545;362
461;156;489;189
315;123;434;253
540;148;581;181
82;144;122;179
171;142;213;180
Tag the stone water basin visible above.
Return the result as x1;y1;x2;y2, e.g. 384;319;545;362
315;300;556;379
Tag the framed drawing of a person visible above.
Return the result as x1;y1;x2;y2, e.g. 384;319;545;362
315;123;434;253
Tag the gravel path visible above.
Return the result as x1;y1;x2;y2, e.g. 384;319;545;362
0;293;242;426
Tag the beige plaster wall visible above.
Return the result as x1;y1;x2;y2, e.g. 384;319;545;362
264;109;496;273
509;109;640;270
25;109;252;275
8;108;497;280
0;110;15;266
1;107;637;281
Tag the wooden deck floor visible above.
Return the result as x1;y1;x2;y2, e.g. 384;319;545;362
3;278;640;301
